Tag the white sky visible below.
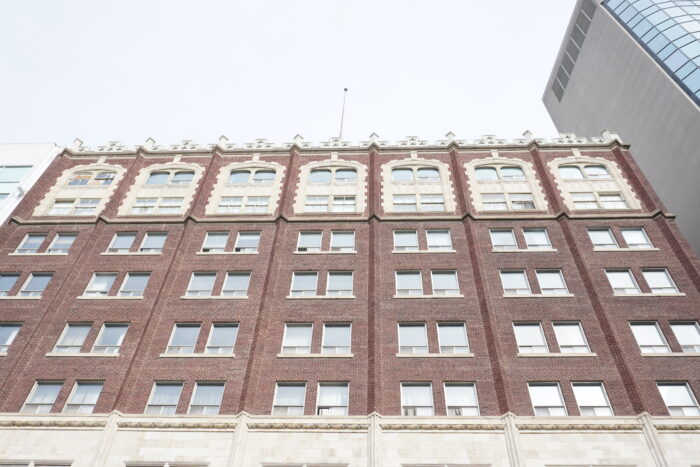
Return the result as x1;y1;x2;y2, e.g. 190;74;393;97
0;0;577;147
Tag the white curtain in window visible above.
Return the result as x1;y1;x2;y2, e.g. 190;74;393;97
671;323;700;346
237;232;260;248
324;325;350;346
190;273;215;291
210;325;238;346
607;271;636;289
293;273;317;290
30;384;62;404
427;231;451;247
171;326;199;346
537;271;565;289
331;232;354;248
298;232;322;248
150;384;182;405
572;384;607;406
528;385;562;407
318;384;348;406
490;230;516;247
122;273;149;292
501;272;528;290
395;231;418;247
224;273;250;291
70;383;103;405
276;385;305;405
399;325;427;346
643;270;673;288
524;229;549;246
285;325;312;347
432;271;458;289
192;384;224;406
621;229;648;246
328;272;352;290
631;324;665;345
142;233;166;249
553;324;585;346
658;384;695;406
588;229;615;245
445;384;476;407
402;385;432;406
438;325;467;346
514;324;545;346
91;274;115;292
112;234;135;249
61;325;90;346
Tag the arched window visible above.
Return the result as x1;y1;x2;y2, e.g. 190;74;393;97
559;166;584;180
228;168;276;185
310;169;332;183
475;166;525;181
252;170;275;184
466;159;547;212
392;167;441;183
68;171;116;187
295;161;366;215
146;170;194;186
382;160;454;214
310;167;357;184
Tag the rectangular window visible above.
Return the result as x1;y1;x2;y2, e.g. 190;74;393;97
437;323;469;354
326;271;353;296
222;272;251;297
218;196;243;213
0;323;21;352
145;382;183;415
202;232;228;253
510;193;535;210
54;323;90;353
132;197;157;214
19;273;52;297
16;234;47;254
47;233;76;254
331;195;356;212
297;231;322;252
536;270;569;295
118;272;150;297
234;231;260;253
553;322;590;353
74;198;99;216
671;322;700;353
0;273;20;296
92;323;128;354
587;228;618;249
396;271;423;295
401;383;434;416
600;193;627;209
523;228;552;249
317;383;349;415
282;324;312;354
108;233;135;253
187;272;216;296
322;323;351;354
85;273;116;296
189;382;225;415
21;381;62;413
330;231;355;252
394;230;419;251
205;323;238;354
605;270;641;294
513;323;548;353
490;229;517;250
572;192;598;209
290;272;318;296
398;323;428;354
166;324;201;354
630;322;671;353
304;195;329;213
273;383;306;415
642;269;679;294
157;197;184;214
245;196;269;213
426;230;452;250
393;194;417;212
444;383;479;416
572;383;613;416
621;227;653;249
48;199;75;216
139;232;167;253
64;381;103;414
657;383;700;416
420;194;445;211
482;193;508;211
431;271;459;295
500;270;531;295
528;383;566;416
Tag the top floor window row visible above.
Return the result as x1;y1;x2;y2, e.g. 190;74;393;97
146;171;194;186
228;169;275;185
559;164;612;180
475;165;526;181
310;168;357;183
392;167;441;182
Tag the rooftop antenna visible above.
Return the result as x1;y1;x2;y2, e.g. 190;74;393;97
338;88;348;138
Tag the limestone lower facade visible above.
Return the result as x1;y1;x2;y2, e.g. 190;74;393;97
0;413;698;467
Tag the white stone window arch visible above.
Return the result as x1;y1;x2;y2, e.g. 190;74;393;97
381;157;456;214
548;155;641;211
33;163;126;217
117;162;205;217
464;157;548;212
294;159;367;214
206;160;285;216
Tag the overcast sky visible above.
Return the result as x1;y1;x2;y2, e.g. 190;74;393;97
0;0;577;147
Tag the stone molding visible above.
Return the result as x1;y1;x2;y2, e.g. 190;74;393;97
379;423;503;431
516;423;644;431
117;421;237;430
247;422;368;431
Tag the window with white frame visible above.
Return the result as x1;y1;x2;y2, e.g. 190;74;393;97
166;324;200;354
475;165;526;181
394;230;419;251
228;168;276;185
47;198;99;216
605;270;641;295
490;229;517;250
670;322;700;353
189;382;225;415
0;323;21;352
392;194;417;212
500;270;531;295
64;381;103;414
290;272;318;296
317;383;349;415
186;272;216;296
398;323;428;354
118;273;150;297
437;323;469;354
145;382;183;414
222;272;251;296
322;323;351;354
53;323;90;353
553;322;590;353
426;230;452;250
19;273;52;297
47;233;76;254
139;232;167;253
205;323;238;354
482;193;535;211
92;323;128;354
572;382;612;416
395;271;423;295
218;196;269;214
330;231;355;251
621;228;653;249
297;231;322;252
571;192;627;210
420;194;445;211
273;383;306;415
68;170;116;187
234;231;260;252
16;234;46;254
0;274;20;296
132;197;184;215
559;164;612;180
202;232;228;253
146;171;194;186
536;270;569;294
513;323;548;353
630;322;670;353
401;383;434;416
587;228;618;249
482;193;507;211
392;167;441;182
304;196;329;212
431;270;459;295
21;381;62;413
444;383;479;416
528;382;567;416
326;272;353;296
599;193;627;209
108;233;136;253
524;228;552;250
657;383;700;416
332;196;356;212
642;269;679;294
282;324;312;354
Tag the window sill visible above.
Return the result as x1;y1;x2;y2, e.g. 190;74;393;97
491;249;557;253
77;296;143;300
393;294;464;299
502;294;574;298
293;251;357;255
45;352;120;358
612;293;685;297
594;248;659;252
517;352;597;358
159;353;235;358
196;251;259;255
641;352;700;357
395;353;474;358
180;295;248;300
286;295;356;300
8;252;68;256
0;352;7;357
0;296;42;300
100;252;162;256
392;250;457;254
277;353;353;358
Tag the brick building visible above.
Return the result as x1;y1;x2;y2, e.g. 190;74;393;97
0;132;698;466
